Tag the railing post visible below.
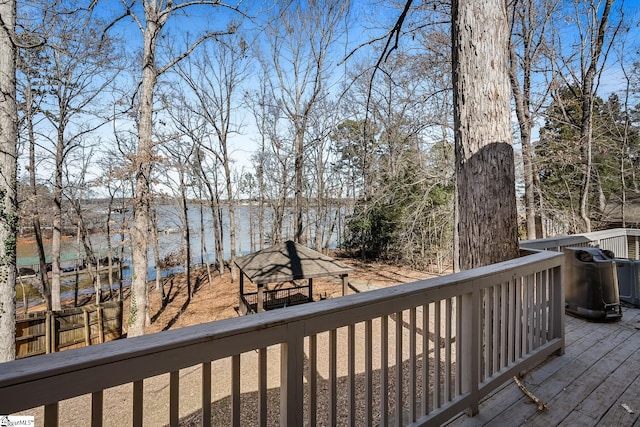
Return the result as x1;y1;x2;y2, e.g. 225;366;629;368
97;305;104;344
280;321;304;426
461;285;479;416
82;308;89;346
44;403;58;427
45;311;52;354
552;264;565;356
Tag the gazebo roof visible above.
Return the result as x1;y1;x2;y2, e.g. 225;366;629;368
234;241;353;285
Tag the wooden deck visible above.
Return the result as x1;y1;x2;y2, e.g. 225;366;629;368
447;305;640;427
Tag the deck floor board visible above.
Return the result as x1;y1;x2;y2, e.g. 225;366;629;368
447;306;640;427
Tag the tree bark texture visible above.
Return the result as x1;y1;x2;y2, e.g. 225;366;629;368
0;0;17;362
453;0;519;269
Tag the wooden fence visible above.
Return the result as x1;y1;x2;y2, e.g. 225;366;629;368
14;300;124;359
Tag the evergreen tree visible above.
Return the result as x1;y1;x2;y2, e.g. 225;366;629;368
537;87;640;230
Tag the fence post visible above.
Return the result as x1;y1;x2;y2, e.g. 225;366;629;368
83;308;91;346
461;284;479;416
98;304;104;344
45;312;52;354
52;312;59;353
118;300;124;337
280;320;305;426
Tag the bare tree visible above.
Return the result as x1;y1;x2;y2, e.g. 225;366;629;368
96;161;125;300
0;0;17;363
196;148;225;277
64;144;99;303
245;73;294;245
612;26;639;227
259;0;350;244
162;86;226;279
102;120;137;302
113;0;243;337
303;99;334;251
173;34;250;282
577;0;616;232
508;0;558;239
194;178;213;286
453;0;519;269
158;137;196;299
338;43;455;267
246;77;280;248
546;0;620;232
24;7;120;310
17;37;50;309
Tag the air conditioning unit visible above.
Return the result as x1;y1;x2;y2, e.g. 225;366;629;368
563;247;622;321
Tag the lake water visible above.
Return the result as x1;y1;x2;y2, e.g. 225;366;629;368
17;202;347;303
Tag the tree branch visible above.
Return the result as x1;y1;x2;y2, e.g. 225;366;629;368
157;30;234;76
513;376;547;411
360;0;414;141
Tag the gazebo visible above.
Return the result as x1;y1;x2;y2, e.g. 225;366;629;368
234;240;353;315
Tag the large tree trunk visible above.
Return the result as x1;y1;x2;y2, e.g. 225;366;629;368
0;0;17;362
453;0;519;270
129;22;158;337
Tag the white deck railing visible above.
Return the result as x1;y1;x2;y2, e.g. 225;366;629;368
0;250;564;427
521;228;640;259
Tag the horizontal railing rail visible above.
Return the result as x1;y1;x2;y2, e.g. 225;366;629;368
0;250;564;427
521;228;640;259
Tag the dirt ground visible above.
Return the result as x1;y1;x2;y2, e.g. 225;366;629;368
22;250;441;334
141;251;440;335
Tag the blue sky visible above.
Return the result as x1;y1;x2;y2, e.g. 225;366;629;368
20;0;640;190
